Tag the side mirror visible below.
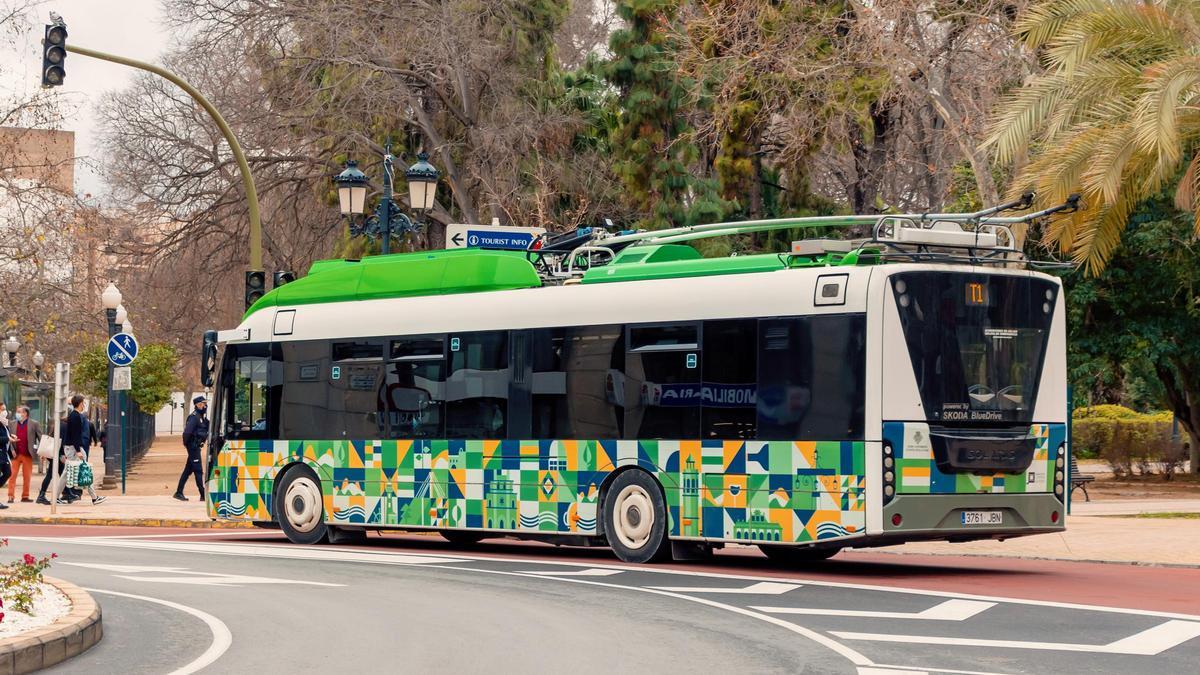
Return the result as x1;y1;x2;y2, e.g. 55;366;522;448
201;330;218;388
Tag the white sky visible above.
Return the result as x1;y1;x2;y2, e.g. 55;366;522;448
2;0;168;198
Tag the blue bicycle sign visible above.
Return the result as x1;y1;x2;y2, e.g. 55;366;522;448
107;332;139;366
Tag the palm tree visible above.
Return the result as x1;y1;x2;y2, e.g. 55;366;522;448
985;0;1200;273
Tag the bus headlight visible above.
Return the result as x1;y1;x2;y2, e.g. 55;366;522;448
884;456;894;469
885;485;895;497
885;471;894;483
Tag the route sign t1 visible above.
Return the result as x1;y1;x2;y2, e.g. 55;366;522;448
107;332;139;366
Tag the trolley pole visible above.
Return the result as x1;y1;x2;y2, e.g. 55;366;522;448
63;43;263;272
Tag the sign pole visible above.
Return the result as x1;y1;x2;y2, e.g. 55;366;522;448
49;363;64;515
120;390;126;495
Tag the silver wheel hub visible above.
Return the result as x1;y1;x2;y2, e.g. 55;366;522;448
284;476;323;534
613;484;654;550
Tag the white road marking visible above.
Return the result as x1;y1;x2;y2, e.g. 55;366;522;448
518;568;624;577
752;599;995;621
649;581;801;595
86;587;232;675
63;561;344;587
115;573;343;587
859;668;926;675
16;534;1200;624
61;562;189;573
23;538;465;566
832;619;1200;655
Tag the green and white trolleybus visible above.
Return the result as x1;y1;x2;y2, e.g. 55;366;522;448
203;195;1076;563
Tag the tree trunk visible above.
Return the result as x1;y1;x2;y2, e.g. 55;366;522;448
1155;361;1200;474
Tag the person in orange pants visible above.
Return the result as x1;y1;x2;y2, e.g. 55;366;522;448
8;406;40;503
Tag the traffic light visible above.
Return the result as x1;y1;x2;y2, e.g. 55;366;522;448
273;271;296;288
245;270;265;309
41;17;67;88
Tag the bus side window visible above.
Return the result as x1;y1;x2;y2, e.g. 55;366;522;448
386;336;446;439
280;341;333;440
756;316;866;441
625;323;700;440
228;349;272;440
702;319;757;439
445;331;508;440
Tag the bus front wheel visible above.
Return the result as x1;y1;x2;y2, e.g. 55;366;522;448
603;471;670;564
276;466;329;545
758;544;841;563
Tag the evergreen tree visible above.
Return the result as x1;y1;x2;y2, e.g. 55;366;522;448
605;0;727;229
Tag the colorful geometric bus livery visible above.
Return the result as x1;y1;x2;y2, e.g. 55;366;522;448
207;437;867;544
883;423;1066;494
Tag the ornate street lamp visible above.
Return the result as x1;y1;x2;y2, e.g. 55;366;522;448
32;350;44;382
405;152;440;215
121;320;133;334
101;283;122;312
333;145;440;255
3;335;18;370
334;160;369;217
101;283;122;487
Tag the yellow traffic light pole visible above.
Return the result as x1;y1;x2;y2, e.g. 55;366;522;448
65;44;263;271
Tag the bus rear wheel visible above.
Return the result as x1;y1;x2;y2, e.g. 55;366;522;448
603;471;670;564
758;544;841;563
276;466;329;545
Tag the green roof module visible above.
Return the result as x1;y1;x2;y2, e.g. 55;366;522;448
243;248;542;319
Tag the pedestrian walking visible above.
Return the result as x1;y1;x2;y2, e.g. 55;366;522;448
174;395;209;501
36;414;73;505
0;409;11;510
7;406;40;503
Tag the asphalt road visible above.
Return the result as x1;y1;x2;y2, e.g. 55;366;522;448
3;525;1197;674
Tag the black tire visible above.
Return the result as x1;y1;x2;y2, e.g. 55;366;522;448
758;544;841;563
275;465;329;545
440;530;487;546
603;470;671;563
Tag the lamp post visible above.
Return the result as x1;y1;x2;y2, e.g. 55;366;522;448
118;320;132;495
334;147;440;255
32;350;44;382
3;335;19;371
101;282;122;488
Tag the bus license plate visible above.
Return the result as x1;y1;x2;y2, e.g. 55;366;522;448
961;510;1003;526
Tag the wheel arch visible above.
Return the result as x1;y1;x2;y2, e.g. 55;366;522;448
269;460;325;521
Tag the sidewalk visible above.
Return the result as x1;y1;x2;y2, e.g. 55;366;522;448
0;435;243;528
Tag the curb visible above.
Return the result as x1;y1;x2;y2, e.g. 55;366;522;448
865;549;1200;569
0;516;254;529
0;576;102;674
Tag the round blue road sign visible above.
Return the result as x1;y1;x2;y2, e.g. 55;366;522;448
107;332;139;366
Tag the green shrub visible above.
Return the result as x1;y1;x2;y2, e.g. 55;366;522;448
1073;404;1141;419
1072;410;1186;479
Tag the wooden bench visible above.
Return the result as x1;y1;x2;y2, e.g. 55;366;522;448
1069;455;1095;502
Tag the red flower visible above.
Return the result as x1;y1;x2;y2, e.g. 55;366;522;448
22;554;35;566
51;553;58;559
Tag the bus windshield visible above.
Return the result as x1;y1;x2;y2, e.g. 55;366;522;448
892;271;1057;425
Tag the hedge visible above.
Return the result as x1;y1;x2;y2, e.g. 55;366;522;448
1072;406;1187;479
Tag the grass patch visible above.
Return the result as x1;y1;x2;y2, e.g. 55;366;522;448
1111;512;1200;519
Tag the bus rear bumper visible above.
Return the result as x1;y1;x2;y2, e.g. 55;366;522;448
880;493;1065;540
